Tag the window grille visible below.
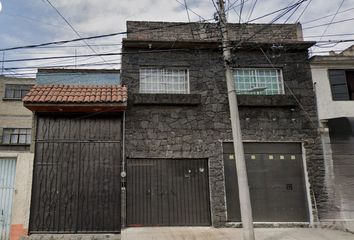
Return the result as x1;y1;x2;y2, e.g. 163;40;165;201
234;68;284;95
139;68;189;94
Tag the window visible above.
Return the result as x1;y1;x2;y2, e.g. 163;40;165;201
2;128;31;145
328;70;354;100
139;68;189;94
4;84;33;100
234;68;284;95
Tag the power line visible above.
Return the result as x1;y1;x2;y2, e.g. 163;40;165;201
305;32;354;38
174;0;209;21
238;0;244;23
248;0;308;23
3;12;68;29
183;0;191;22
303;16;354;30
301;6;354;24
318;0;345;42
45;0;114;67
284;0;303;23
233;0;308;49
0;49;189;63
0;32;126;52
246;0;258;22
3;60;122;71
259;47;317;129
294;0;313;22
0;21;214;52
36;43;122;49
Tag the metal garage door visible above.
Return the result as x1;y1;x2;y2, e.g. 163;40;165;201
127;159;211;226
30;115;122;233
328;118;354;218
0;159;16;240
223;142;308;222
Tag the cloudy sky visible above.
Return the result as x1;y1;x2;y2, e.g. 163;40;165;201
0;0;353;77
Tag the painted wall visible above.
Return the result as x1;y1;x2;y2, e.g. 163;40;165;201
0;76;35;240
36;71;120;85
311;62;354;233
311;66;354;120
0;77;34;141
0;152;34;240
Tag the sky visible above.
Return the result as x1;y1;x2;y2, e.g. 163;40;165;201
0;0;353;77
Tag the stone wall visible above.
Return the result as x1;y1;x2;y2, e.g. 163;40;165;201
122;39;325;226
126;21;303;42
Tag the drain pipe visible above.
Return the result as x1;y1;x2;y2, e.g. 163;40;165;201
122;110;126;176
121;110;126;229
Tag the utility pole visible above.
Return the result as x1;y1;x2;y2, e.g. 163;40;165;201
216;1;255;240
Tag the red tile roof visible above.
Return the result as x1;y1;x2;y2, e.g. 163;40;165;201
23;85;127;104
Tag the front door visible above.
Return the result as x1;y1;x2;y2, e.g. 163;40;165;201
0;159;16;240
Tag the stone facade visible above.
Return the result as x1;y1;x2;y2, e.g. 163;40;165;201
122;21;324;227
126;21;303;42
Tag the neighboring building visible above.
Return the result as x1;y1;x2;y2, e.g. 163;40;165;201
311;46;354;232
122;21;324;227
0;76;35;240
22;69;126;237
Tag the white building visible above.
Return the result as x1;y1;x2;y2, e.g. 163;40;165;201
311;46;354;233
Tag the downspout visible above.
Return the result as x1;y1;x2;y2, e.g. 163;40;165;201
121;110;126;229
122;110;126;175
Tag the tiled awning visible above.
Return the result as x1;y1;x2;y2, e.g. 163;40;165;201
23;85;127;113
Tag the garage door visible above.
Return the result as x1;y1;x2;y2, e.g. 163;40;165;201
328;118;354;218
30;115;122;233
127;159;211;226
223;142;308;222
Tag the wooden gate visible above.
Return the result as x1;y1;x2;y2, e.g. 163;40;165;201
29;115;122;233
127;159;211;226
0;159;16;240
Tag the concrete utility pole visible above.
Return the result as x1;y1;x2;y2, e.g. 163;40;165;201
216;1;255;240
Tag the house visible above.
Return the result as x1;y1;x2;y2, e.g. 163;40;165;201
22;69;126;236
19;20;328;238
311;46;354;232
0;75;35;240
121;21;324;227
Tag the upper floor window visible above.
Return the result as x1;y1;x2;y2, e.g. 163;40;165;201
234;68;284;95
139;68;189;94
2;128;31;145
328;70;354;101
4;84;33;100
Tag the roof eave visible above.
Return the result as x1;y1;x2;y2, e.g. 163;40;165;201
23;102;127;113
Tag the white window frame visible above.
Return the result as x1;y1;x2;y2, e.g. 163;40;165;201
233;68;285;95
139;68;190;94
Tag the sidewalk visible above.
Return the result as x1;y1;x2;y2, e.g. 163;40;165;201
122;227;354;240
